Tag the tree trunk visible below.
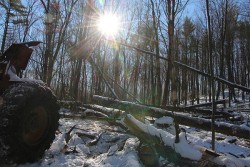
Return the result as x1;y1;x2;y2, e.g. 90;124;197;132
162;0;176;106
150;0;162;106
1;8;10;54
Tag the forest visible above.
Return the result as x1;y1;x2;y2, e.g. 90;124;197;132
1;0;250;166
0;0;249;106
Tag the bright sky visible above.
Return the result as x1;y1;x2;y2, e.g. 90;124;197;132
183;0;202;19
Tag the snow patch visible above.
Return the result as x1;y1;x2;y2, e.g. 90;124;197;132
126;114;202;161
174;132;202;161
155;116;173;125
48;133;66;155
5;63;21;81
240;157;250;167
213;155;245;167
68;134;84;146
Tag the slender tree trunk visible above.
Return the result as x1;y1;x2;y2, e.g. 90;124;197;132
195;40;200;104
114;49;121;98
150;54;156;105
150;0;162;106
206;0;216;151
1;8;10;54
162;0;176;106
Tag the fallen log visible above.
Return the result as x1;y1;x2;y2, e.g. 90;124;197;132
123;115;198;166
92;95;232;117
59;109;128;130
184;99;227;109
59;100;81;111
86;95;234;118
162;105;232;118
124;114;249;167
93;95;250;139
82;104;125;118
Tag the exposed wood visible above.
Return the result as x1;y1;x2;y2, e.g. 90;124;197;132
93;95;250;139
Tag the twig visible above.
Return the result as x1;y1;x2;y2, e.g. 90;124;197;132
87;131;105;146
65;124;77;144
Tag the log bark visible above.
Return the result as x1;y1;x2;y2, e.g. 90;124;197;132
82;104;125;118
162;105;232;117
93;95;250;139
59;100;81;110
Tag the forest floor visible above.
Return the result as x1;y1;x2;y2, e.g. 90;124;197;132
7;103;250;167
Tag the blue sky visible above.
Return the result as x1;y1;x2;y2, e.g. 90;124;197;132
183;0;202;19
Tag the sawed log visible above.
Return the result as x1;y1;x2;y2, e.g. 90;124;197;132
93;95;250;139
124;114;248;166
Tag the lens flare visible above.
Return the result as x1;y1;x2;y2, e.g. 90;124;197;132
97;13;120;37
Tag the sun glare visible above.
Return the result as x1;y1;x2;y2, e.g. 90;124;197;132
97;13;120;37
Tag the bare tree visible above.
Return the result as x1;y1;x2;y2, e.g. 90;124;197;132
40;0;78;86
206;0;216;151
0;0;26;53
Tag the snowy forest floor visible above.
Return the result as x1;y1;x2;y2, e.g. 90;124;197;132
6;104;250;167
12;116;144;167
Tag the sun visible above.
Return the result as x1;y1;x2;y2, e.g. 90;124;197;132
97;13;120;38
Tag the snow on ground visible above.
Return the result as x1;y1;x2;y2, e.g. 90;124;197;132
13;118;141;167
127;114;250;167
183;126;250;157
153;114;250;158
7;104;250;167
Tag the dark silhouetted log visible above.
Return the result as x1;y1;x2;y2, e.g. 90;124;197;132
93;95;250;139
161;105;232;118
